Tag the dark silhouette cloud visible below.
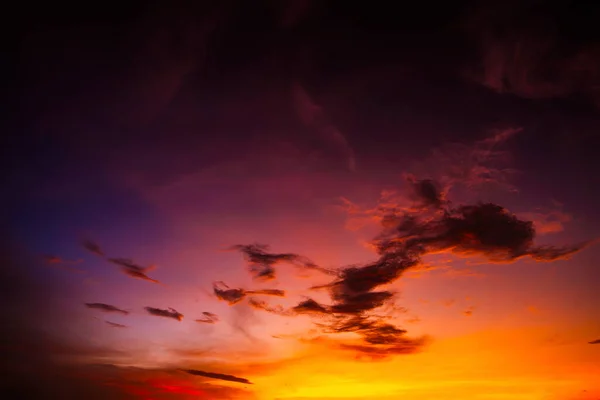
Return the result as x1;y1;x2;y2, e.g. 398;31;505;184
181;369;252;384
589;339;600;344
105;321;127;328
144;307;183;321
406;175;446;209
231;244;322;280
195;312;219;324
107;258;159;284
292;298;329;314
85;303;129;315
82;240;105;257
213;281;285;305
217;175;589;357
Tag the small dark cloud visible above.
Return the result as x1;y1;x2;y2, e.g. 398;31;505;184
213;281;285;305
195;312;219;324
248;298;290;316
247;289;285;297
107;258;159;284
105;321;127;328
405;175;445;209
231;244;320;280
85;303;129;315
82;239;104;257
181;369;252;384
589;339;600;344
144;307;183;321
462;306;475;317
292;298;329;314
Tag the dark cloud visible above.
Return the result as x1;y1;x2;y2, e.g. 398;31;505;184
195;312;219;324
589;339;600;344
219;174;589;357
181;369;252;384
292;298;329;314
85;303;129;315
405;175;445;209
144;307;183;321
82;240;105;257
107;258;159;284
105;321;127;328
213;281;285;305
231;244;322;281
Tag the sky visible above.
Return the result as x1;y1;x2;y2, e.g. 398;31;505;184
3;1;600;399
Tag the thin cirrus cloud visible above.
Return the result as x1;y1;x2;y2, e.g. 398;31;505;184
85;303;130;315
144;307;184;321
181;369;252;385
107;258;160;284
589;339;600;344
105;321;127;328
464;1;600;108
291;82;357;172
80;240;161;283
82;239;105;257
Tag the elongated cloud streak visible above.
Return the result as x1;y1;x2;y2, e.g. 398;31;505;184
85;303;129;315
181;369;252;384
144;307;183;321
105;321;127;328
108;258;159;283
292;83;356;171
213;281;285;305
82;239;104;257
231;244;322;280
589;339;600;344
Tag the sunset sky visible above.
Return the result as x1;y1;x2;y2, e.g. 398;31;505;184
3;1;600;399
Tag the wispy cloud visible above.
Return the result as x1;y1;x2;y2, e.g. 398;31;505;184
105;321;127;328
144;307;183;321
181;369;252;384
42;255;84;273
108;258;159;283
82;239;105;257
43;255;82;265
230;243;323;281
85;303;129;315
195;312;219;324
589;339;600;344
291;82;356;171
213;281;285;305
